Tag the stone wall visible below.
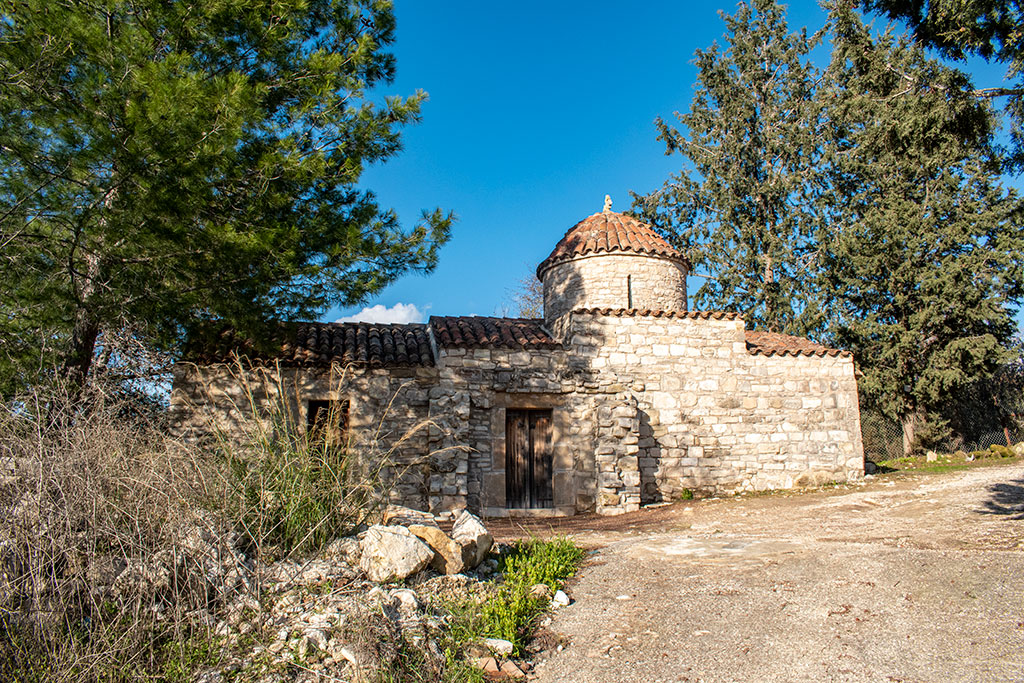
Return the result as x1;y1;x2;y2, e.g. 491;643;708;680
541;253;688;325
428;346;581;518
171;311;865;518
562;311;864;510
170;362;437;509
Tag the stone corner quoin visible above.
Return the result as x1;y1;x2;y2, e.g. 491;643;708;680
170;204;865;517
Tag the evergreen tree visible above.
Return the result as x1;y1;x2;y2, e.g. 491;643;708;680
632;0;826;334
0;0;451;396
823;6;1024;453
860;0;1024;171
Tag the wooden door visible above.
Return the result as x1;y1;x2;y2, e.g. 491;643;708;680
505;409;553;509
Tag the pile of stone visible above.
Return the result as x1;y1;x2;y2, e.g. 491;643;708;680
360;505;494;581
199;506;500;682
75;510;253;614
210;579;467;682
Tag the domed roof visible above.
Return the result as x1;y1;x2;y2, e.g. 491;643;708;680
536;207;686;278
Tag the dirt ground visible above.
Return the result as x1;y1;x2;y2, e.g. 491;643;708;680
504;463;1024;682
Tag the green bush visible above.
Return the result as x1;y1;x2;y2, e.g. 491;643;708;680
988;444;1015;458
225;439;369;560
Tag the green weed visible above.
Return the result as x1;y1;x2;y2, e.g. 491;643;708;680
424;537;586;674
877;447;1022;475
482;537;586;655
159;632;224;683
225;440;365;560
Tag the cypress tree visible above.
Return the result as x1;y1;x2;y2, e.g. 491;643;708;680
860;0;1024;171
823;6;1024;453
632;0;827;334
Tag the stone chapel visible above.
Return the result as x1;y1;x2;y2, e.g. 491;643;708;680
171;201;865;517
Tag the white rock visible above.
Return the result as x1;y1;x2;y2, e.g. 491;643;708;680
390;588;420;612
552;589;570;607
450;509;493;569
359;525;434;583
303;628;328;651
384;505;437;527
324;536;362;565
482;637;514;655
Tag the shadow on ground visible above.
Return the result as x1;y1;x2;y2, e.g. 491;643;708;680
979;477;1024;519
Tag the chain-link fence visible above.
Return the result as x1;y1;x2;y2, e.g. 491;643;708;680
860;407;1023;462
859;410;905;462
857;355;1024;461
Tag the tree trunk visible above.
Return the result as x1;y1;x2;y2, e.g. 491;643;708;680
900;407;925;455
61;247;102;392
763;253;775;332
63;311;100;390
901;415;915;456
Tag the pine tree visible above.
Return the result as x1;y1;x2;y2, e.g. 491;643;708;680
632;0;827;334
0;0;451;396
823;6;1024;453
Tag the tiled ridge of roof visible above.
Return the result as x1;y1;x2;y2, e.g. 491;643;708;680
429;316;561;350
187;322;434;367
573;308;743;320
286;322;434;366
537;211;687;277
745;330;850;358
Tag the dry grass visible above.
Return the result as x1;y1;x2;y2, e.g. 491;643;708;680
0;365;442;682
0;386;226;682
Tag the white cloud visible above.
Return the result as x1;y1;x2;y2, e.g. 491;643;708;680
335;303;426;325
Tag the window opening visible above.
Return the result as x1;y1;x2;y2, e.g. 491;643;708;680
306;399;349;451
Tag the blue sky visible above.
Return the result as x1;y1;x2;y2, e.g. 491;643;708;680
327;1;1017;326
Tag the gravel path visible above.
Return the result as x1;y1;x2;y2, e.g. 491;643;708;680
527;464;1024;682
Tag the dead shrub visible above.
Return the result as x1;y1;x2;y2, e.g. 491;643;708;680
0;363;446;682
0;385;228;682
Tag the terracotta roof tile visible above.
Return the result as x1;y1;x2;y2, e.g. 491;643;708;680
537;211;687;277
187;322;434;367
572;308;743;320
429;316;560;350
745;330;849;358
